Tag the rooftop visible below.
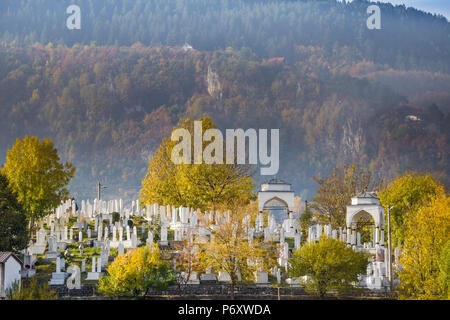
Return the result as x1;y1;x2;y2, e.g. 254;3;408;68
0;252;22;265
264;177;290;185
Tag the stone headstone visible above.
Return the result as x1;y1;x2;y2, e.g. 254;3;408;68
294;233;301;249
146;231;153;245
118;242;124;255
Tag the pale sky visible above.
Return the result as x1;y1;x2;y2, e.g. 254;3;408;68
345;0;450;20
380;0;449;19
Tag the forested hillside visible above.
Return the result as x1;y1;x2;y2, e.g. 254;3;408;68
0;44;448;200
0;0;448;200
1;0;449;72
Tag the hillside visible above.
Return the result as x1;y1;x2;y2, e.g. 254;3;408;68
0;44;448;201
0;0;448;201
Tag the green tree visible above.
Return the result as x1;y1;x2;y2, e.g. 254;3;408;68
379;172;445;246
289;236;369;298
98;245;175;297
0;173;28;252
111;212;120;224
2;136;75;238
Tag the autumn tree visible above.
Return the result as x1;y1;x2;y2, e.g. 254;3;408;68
173;227;206;292
379;172;445;246
199;201;277;299
2;136;75;237
289;236;369;298
311;164;373;229
98;245;175;297
398;193;450;300
140;117;256;211
6;277;57;300
437;240;450;300
0;173;28;252
297;200;314;237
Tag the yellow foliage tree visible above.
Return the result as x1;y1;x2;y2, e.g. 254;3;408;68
199;201;277;299
379;172;445;245
140;117;255;211
289;236;369;298
98;245;175;297
2;136;75;237
398;193;450;300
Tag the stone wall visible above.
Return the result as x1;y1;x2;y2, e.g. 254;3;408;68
52;283;392;299
51;284;97;298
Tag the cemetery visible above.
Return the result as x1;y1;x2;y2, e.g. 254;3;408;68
6;179;401;300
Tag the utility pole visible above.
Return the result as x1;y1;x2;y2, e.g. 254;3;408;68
388;205;393;293
97;181;107;201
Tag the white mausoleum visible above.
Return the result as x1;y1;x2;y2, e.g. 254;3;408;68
258;178;294;223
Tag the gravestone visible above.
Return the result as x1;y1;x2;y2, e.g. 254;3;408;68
146;231;153;246
255;271;269;285
294;233;301;249
159;226;168;245
86;256;100;280
45;236;59;259
49;257;67;285
218;271;231;282
118;242;124;255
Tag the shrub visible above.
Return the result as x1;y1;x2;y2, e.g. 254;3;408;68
6;278;58;300
98;245;175;297
288;236;368;298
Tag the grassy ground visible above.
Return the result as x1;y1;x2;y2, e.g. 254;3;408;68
33;239;120;287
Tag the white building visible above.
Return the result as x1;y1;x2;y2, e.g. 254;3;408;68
0;252;23;299
257;178;295;224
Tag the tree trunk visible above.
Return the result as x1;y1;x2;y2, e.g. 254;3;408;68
230;280;235;300
29;213;34;240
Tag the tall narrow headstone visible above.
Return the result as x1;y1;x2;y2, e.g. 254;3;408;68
91;257;96;272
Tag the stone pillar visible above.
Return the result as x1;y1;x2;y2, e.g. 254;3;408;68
351;226;356;247
346;226;351;245
375;226;380;245
56;257;61;273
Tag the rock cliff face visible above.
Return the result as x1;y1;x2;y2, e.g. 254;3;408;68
206;65;222;100
340;119;365;163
